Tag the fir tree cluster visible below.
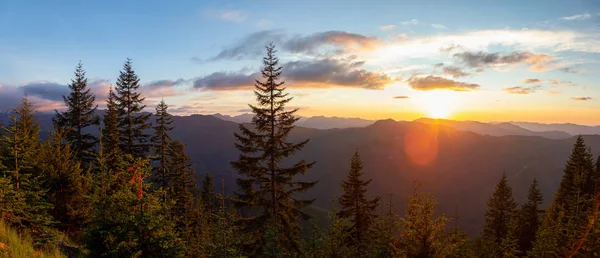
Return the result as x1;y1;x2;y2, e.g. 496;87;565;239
0;46;599;257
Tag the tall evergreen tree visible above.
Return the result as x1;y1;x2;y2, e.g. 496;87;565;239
392;184;460;257
513;178;543;255
102;87;121;168
530;136;596;257
0;97;56;245
54;61;99;163
201;172;217;215
38;124;91;234
114;59;152;157
231;43;316;255
151;99;173;195
337;150;380;252
482;172;517;249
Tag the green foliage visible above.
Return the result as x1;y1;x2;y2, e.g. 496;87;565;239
482;172;517;253
0;97;56;246
392;185;461;258
322;208;359;257
530;136;596;257
114;59;152;157
38;125;91;234
85;156;182;257
102;87;121;169
337;151;380;253
0;219;66;258
511;178;543;256
231;43;316;255
151;100;173;195
54;61;100;164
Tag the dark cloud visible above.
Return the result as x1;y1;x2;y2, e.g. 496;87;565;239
194;58;395;90
571;97;592;101
454;51;551;71
21;82;69;101
433;63;444;67
407;76;479;92
142;79;189;98
204;30;380;61
393;95;410;99
502;86;542;94
442;66;469;78
558;66;584;74
522;78;542;84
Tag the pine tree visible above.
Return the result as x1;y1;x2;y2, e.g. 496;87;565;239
0;97;56;245
114;59;152;157
482;172;517;251
85;155;182;257
530;136;596;257
512;178;543;255
201;172;217;216
167;141;196;226
102;87;121;168
151;99;173;196
38;124;91;234
371;187;401;257
337;151;380;252
392;184;459;257
54;61;99;164
231;43;316;255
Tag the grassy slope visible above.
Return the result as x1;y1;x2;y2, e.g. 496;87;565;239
0;220;65;258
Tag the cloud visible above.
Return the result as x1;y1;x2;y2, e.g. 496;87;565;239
442;66;469;78
571;97;592;101
407;76;479;91
393;95;410;99
207;30;380;61
203;9;247;22
453;51;552;71
401;19;419;25
560;13;591;20
257;19;273;28
380;25;396;31
142;79;189;98
20;81;69;101
503;85;542;94
431;24;446;29
557;66;585;74
433;63;444;67
549;79;560;85
194;58;395;90
522;78;542;84
547;90;560;95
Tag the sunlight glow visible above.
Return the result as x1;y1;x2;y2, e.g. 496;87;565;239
423;90;457;119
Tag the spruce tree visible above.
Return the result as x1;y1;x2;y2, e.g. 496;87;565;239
102;87;121;168
0;97;56;245
482;172;517;249
54;61;99;164
337;150;380;252
114;59;152;157
530;136;596;257
513;178;543;255
392;184;460;257
151;99;173;196
38;124;91;233
231;43;316;255
201;172;217;216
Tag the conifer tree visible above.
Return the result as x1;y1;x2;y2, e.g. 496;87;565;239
114;59;151;157
372;187;401;257
38;124;91;233
0;97;56;245
231;43;316;255
338;151;380;252
513;178;543;255
54;61;99;163
201;172;217;215
530;136;596;257
102;87;121;168
392;184;459;257
85;156;182;257
167;141;196;225
151;99;173;195
482;172;517;249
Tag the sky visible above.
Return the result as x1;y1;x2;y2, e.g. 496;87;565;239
1;0;599;125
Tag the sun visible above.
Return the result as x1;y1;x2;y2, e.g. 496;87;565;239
423;91;456;119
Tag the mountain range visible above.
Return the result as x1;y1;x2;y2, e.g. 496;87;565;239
2;111;600;237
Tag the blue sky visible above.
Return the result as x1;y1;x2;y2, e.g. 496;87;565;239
1;0;599;124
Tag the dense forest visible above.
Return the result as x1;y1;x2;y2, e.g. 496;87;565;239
0;44;599;257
